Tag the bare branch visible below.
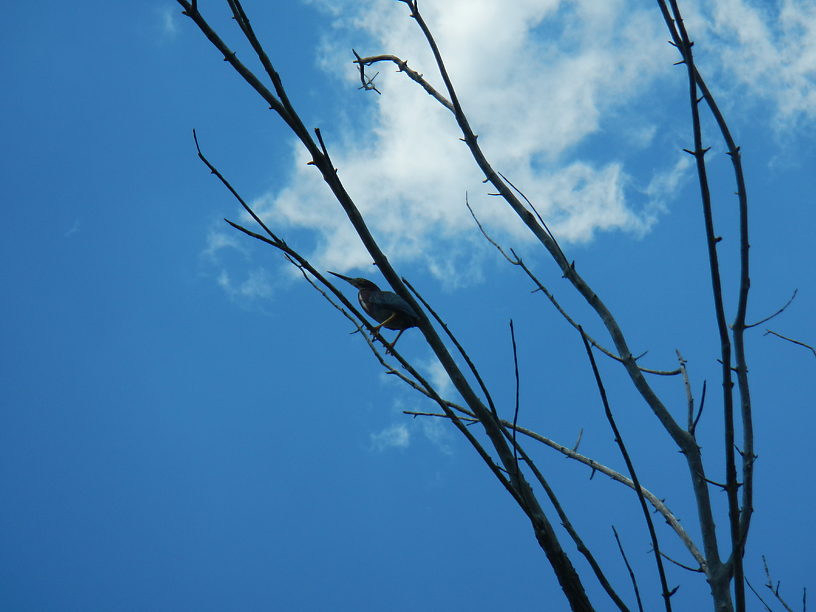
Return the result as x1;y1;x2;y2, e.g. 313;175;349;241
764;329;816;359
657;3;747;606
579;327;674;611
353;53;454;111
405;405;705;570
659;551;705;574
466;200;681;377
692;380;707;437
745;578;775;612
762;556;796;612
613;526;644;612
746;289;798;329
191;125;528;511
676;350;695;433
509;320;521;475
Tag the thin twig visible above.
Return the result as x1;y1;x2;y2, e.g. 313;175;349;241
692;380;707;436
403;407;705;569
745;578;775;612
613;526;644;612
746;289;797;329
764;330;816;359
402;277;499;418
762;555;797;612
465;200;680;376
509;320;521;475
659;550;704;573
580;326;674;612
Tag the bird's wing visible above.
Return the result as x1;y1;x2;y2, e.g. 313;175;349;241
368;291;419;320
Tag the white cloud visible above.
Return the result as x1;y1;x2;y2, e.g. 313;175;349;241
204;227;277;301
215;268;274;300
244;0;679;281
419;416;454;455
418;354;455;398
222;0;815;287
370;423;411;451
693;0;816;128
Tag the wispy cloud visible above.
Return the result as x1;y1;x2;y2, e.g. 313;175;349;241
204;227;277;302
370;423;411;451
370;393;456;454
418;354;456;398
419;416;454;456
215;267;274;300
694;0;816;129
158;6;178;39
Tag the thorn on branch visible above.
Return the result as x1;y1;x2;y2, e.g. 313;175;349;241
572;428;583;452
702;476;731;490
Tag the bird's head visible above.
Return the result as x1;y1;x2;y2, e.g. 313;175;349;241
328;271;381;292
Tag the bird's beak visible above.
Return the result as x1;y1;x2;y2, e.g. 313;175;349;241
328;271;355;285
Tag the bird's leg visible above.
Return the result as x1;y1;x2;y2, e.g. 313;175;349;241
370;312;396;335
385;328;406;354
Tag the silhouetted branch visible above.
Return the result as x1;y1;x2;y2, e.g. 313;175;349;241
764;330;816;359
465;199;680;377
692;381;707;437
657;2;746;607
746;289;797;329
579;327;673;612
509;320;521;475
613;526;644;612
192;124;522;510
745;578;775;612
181;5;597;606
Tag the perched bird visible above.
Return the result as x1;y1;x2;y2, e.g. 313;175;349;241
329;271;420;350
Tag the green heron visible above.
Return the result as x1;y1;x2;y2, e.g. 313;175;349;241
329;271;420;349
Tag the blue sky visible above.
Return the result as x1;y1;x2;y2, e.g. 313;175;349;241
2;1;815;610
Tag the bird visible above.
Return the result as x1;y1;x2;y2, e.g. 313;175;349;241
328;271;420;350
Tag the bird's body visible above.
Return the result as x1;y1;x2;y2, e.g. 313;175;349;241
329;272;420;349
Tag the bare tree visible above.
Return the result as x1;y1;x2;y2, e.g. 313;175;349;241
171;2;792;610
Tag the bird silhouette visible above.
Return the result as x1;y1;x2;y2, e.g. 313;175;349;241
329;271;420;350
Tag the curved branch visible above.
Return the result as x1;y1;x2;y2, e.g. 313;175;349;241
354;53;454;111
466;199;681;377
579;328;674;611
404;407;705;570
